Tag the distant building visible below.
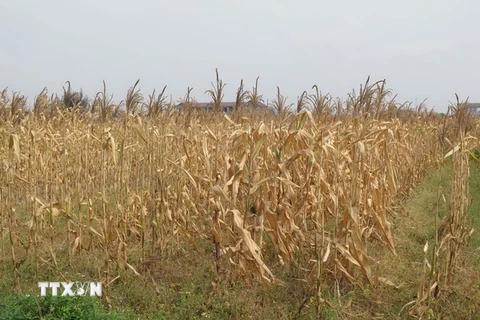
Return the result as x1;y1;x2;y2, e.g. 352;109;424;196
175;101;269;112
468;103;480;116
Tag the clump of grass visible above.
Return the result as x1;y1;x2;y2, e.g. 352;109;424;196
0;295;131;320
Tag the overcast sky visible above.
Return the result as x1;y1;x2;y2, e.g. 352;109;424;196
1;0;479;112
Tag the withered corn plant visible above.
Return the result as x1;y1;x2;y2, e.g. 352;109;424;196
271;86;291;117
205;69;225;113
124;79;143;115
307;85;333;120
0;89;27;125
442;97;474;284
93;81;117;121
233;79;247;114
144;86;168;118
246;77;262;112
409;96;477;318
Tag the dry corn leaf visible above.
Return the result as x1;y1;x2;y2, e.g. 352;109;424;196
9;134;20;160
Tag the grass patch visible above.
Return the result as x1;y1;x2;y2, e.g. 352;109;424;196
0;295;131;320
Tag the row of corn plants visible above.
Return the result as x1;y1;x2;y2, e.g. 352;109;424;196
0;80;465;311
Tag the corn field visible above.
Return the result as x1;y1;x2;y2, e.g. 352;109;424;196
0;80;476;315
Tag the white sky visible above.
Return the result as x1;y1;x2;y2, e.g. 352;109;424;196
1;0;479;112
